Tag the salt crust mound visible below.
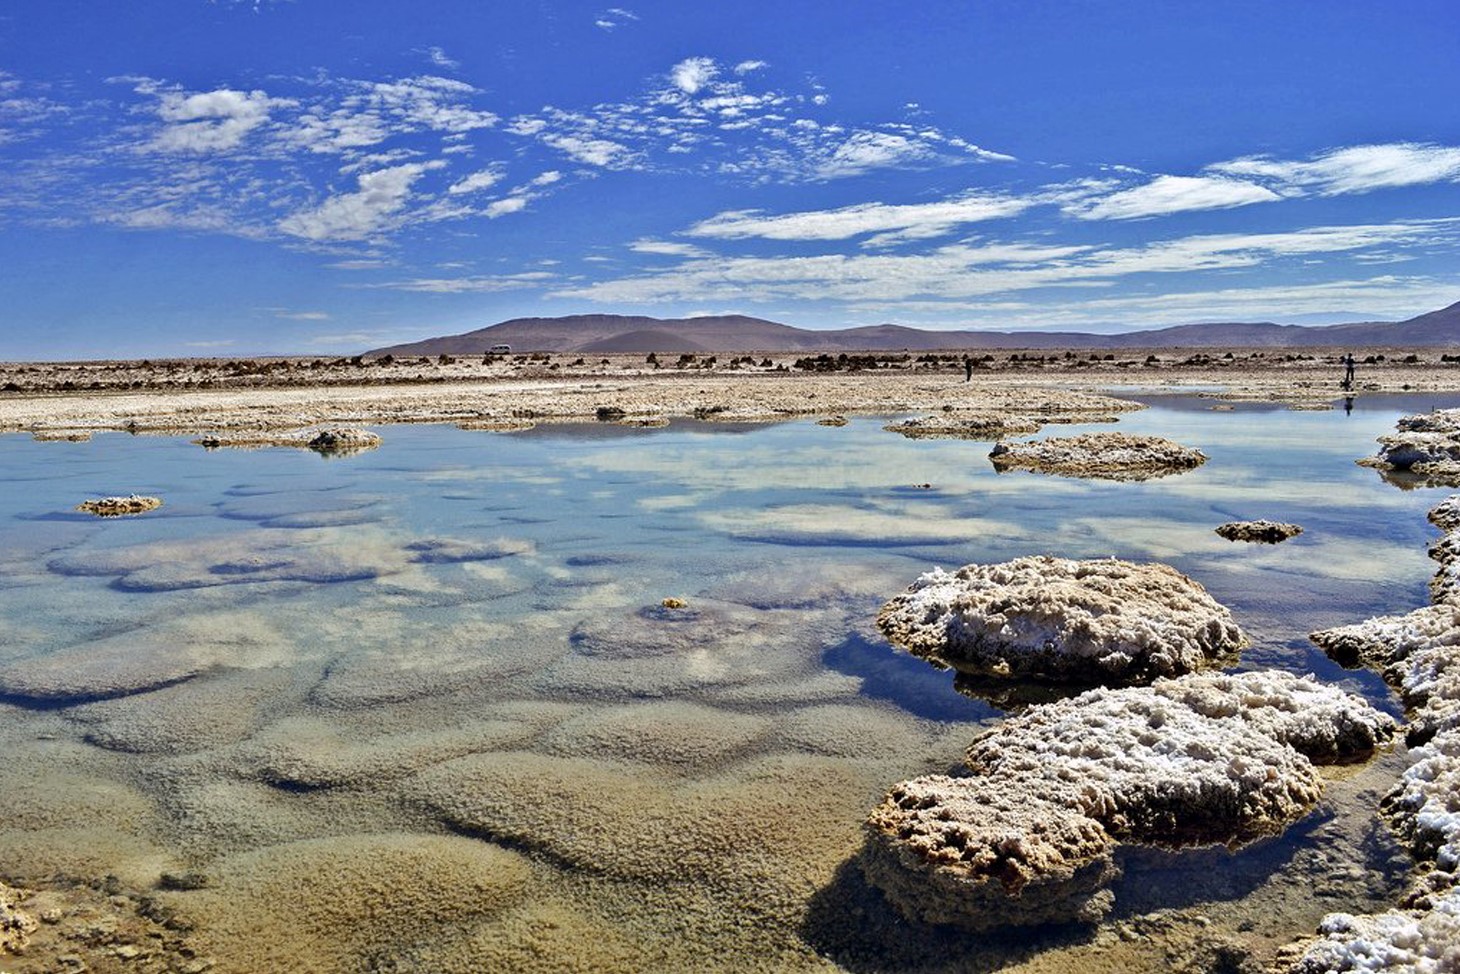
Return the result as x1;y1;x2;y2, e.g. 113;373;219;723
877;556;1245;683
1215;519;1304;544
194;426;382;456
540;701;771;771
534;600;825;700
885;414;1044;440
988;432;1207;481
0;611;288;705
67;667;301;754
76;494;162;516
862;671;1395;932
407;749;886;887
1358;408;1460;477
1286;884;1460;974
47;527;413;592
154;834;532;973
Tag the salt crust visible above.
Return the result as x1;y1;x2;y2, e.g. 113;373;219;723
1286;491;1460;973
862;671;1394;932
884;414;1045;440
1287;884;1460;974
877;556;1245;683
1215;519;1304;544
1;878;39;953
988;432;1207;481
1359;408;1460;477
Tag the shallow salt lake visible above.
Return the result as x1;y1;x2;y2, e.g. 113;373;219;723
0;394;1457;972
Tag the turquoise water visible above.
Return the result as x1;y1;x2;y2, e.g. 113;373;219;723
0;397;1453;971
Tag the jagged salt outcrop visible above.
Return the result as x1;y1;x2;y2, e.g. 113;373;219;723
862;671;1395;931
76;494;162;517
1358;408;1460;479
877;556;1245;684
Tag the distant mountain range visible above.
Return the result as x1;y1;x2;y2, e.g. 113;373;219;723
366;302;1460;357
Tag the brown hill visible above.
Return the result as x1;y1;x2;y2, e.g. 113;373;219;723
365;302;1460;357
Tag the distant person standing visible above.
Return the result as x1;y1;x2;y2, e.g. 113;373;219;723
964;356;973;382
1342;352;1356;390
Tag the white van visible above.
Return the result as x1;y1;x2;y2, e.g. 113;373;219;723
489;344;511;354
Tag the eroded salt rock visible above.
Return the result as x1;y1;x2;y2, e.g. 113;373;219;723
862;671;1394;932
1215;520;1303;544
76;494;162;517
1430;495;1460;533
989;432;1207;481
33;429;92;442
1285;884;1460;973
877;556;1245;683
885;414;1043;440
0;879;39;953
1359;408;1460;477
1430;531;1460;606
1311;604;1460;743
862;782;1118;930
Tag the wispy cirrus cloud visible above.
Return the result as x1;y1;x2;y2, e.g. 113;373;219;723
555;218;1460;306
1062;174;1281;221
1210;142;1460;196
687;192;1034;244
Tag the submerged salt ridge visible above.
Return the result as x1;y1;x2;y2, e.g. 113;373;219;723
0;403;1454;972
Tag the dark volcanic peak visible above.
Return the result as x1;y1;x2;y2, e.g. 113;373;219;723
365;303;1460;357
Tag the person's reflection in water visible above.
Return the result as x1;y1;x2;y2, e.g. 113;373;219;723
1344;396;1354;415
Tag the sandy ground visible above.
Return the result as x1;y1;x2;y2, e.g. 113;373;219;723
1;346;1457;435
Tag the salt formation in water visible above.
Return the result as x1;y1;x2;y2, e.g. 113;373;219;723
1286;886;1460;974
1215;520;1303;544
76;494;162;516
194;426;382;456
1289;494;1460;972
877;556;1245;683
862;671;1396;931
1358;408;1460;478
988;431;1207;481
885;414;1044;440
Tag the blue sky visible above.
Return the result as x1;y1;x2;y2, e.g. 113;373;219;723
3;1;1459;358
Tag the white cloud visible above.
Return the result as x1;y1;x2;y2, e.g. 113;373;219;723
734;60;768;75
274;310;331;320
447;166;505;194
596;7;639;29
152;87;282;153
687;193;1033;243
367;271;555;293
422;46;460;70
277;162;440;241
671;57;718;95
484;196;529;218
540;132;635;168
629;239;711;257
1211;142;1460;196
1065;174;1282;220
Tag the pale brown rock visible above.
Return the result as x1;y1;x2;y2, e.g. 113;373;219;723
990;432;1207;481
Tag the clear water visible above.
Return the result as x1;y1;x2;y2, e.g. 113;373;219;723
0;397;1454;972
